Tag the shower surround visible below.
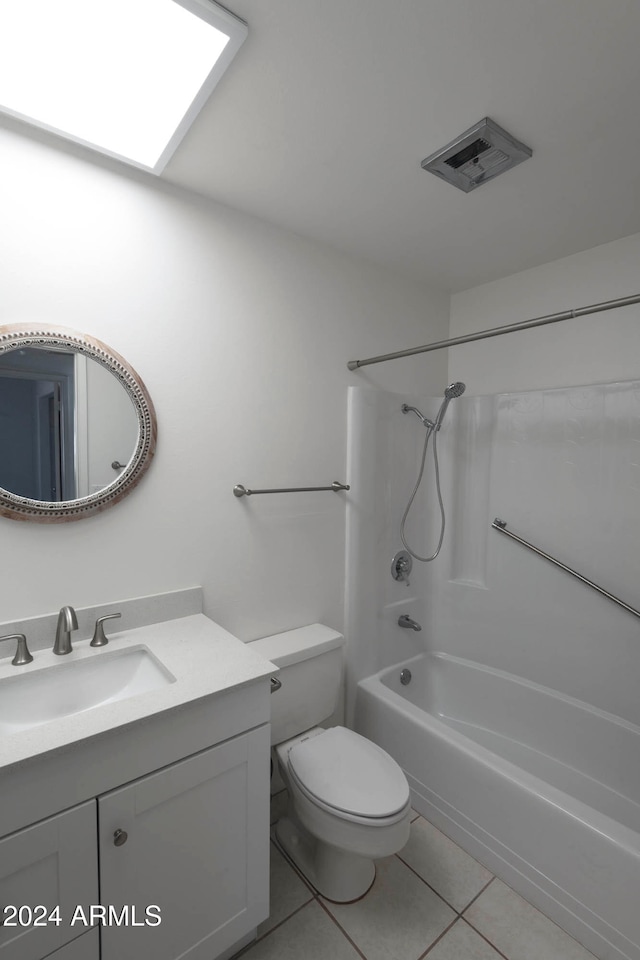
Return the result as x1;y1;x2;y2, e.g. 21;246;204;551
345;380;640;960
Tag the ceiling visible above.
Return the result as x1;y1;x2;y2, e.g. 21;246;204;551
164;0;640;293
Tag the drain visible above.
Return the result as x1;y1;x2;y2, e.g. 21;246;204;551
400;668;412;686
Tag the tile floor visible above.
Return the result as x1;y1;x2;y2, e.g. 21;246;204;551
236;796;598;960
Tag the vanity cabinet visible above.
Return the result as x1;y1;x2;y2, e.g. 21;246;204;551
98;725;270;960
1;725;270;960
0;802;98;960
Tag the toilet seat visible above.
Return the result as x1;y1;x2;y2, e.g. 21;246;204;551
286;726;410;823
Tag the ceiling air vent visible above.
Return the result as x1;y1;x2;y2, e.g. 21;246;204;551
421;118;532;193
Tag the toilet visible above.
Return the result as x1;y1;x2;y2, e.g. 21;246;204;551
250;624;411;902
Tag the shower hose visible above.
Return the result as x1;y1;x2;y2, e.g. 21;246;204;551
400;424;446;562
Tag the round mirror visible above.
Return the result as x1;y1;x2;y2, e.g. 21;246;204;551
0;325;157;522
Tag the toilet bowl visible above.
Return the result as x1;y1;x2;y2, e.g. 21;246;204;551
275;726;411;901
249;624;411;902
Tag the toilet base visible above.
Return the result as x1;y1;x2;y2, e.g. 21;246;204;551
276;815;376;903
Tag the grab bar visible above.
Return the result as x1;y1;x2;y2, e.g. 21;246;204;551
491;518;640;622
234;481;349;497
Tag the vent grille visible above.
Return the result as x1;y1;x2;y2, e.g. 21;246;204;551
444;138;492;170
421;118;532;193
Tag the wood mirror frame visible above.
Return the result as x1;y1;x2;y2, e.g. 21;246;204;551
0;324;157;522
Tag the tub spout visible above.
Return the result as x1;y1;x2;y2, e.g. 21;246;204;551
398;614;422;631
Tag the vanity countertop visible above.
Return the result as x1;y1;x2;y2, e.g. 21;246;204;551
0;614;276;772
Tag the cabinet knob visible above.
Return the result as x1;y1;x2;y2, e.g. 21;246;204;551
113;828;128;847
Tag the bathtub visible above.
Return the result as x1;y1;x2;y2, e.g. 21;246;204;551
354;652;640;960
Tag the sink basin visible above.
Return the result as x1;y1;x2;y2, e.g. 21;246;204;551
0;646;176;735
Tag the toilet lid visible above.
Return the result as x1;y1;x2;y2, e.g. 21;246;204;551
287;727;409;818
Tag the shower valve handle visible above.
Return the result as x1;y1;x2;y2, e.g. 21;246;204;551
391;550;412;585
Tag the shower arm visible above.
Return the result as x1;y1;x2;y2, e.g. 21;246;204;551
491;519;640;622
347;293;640;370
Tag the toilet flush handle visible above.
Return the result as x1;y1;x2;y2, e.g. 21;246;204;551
270;676;282;693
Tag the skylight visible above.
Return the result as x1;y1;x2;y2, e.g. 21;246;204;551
0;0;247;173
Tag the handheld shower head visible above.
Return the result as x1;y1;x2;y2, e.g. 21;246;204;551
400;381;466;563
434;381;466;430
444;381;466;400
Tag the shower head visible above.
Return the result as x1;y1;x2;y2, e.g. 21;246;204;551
444;381;466;400
434;381;466;430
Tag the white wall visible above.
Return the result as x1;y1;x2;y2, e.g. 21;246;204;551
449;232;640;395
0;126;449;641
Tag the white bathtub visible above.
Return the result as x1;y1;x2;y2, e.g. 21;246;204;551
354;652;640;960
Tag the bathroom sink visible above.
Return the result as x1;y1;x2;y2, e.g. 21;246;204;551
0;646;176;735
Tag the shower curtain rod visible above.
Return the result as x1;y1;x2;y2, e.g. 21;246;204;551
346;293;640;371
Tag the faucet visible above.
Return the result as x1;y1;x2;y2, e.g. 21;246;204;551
398;614;422;632
0;633;34;666
53;606;78;655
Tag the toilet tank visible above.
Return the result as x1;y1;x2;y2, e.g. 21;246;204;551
249;624;344;744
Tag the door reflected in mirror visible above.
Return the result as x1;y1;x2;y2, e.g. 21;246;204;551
0;347;138;502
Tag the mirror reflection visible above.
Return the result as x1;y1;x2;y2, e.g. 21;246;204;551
0;346;139;502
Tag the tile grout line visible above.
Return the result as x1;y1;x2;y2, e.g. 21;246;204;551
394;849;481;918
451;877;513;958
460;874;495;914
459;915;512;960
255;896;316;945
232;899;315;958
458;875;514;960
317;898;369;960
460;882;597;960
416;915;460;959
388;862;503;960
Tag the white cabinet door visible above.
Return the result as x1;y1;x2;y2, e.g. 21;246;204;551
0;802;98;960
99;725;270;960
44;929;99;960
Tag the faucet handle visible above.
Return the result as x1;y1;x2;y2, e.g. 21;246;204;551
0;633;34;666
90;613;122;647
